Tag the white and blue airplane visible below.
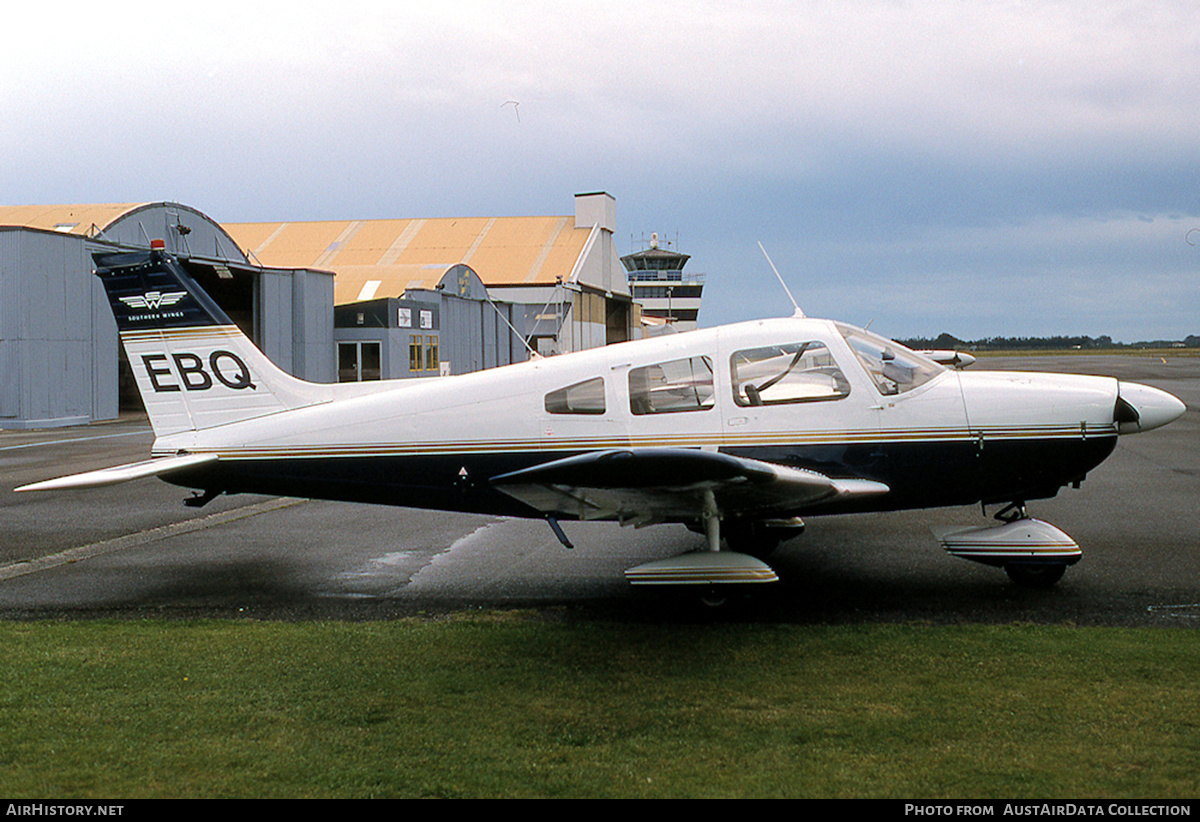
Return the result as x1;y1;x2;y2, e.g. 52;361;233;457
18;241;1186;589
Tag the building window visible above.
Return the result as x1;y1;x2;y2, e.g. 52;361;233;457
409;335;423;372
425;335;439;372
338;341;382;382
409;334;439;374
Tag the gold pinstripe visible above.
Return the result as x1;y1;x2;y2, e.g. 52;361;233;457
121;326;245;342
152;424;1117;461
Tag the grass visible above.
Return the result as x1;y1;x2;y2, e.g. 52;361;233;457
1;616;1198;798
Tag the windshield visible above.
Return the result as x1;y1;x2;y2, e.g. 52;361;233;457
836;323;944;395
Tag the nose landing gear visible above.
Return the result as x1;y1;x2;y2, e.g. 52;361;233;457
934;502;1080;588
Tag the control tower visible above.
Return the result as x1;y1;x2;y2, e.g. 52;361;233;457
621;233;705;332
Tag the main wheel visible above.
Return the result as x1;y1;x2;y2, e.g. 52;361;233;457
1005;563;1067;588
723;520;788;559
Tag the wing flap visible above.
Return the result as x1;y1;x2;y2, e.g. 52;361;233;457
15;453;219;492
490;449;888;522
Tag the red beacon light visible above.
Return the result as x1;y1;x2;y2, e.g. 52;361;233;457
150;239;166;250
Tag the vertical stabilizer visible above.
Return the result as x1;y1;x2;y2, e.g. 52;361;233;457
94;244;329;436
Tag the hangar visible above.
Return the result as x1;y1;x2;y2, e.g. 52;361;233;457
0;192;635;426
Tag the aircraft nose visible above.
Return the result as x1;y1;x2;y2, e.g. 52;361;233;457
1115;381;1187;434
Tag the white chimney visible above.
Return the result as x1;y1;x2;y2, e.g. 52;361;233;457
574;192;616;232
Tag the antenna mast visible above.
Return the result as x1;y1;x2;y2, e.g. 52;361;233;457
758;242;804;317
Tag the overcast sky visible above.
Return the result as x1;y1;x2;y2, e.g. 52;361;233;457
4;1;1198;341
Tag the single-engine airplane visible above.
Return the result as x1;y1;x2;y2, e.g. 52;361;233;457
18;242;1186;590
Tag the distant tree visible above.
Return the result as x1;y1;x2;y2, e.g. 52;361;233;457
896;332;968;350
898;332;1191;351
933;332;967;349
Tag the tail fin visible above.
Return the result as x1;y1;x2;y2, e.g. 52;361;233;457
95;243;329;436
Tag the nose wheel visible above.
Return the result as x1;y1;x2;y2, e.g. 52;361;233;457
1004;562;1067;588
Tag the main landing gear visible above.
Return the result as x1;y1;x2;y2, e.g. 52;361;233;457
623;491;781;598
934;501;1080;588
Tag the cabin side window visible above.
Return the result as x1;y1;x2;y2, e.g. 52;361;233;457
628;356;715;415
731;341;851;406
545;377;606;415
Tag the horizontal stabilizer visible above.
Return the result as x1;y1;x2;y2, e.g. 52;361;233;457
15;453;218;492
625;551;779;585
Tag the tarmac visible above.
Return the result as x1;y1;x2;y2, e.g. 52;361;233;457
1;354;1196;625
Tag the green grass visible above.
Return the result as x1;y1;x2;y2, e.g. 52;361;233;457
1;617;1198;798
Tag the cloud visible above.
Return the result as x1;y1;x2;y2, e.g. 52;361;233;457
3;1;1198;338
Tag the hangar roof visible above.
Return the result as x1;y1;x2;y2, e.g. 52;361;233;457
331;262;489;304
0;203;147;236
222;215;591;303
0;203;251;264
1;203;607;305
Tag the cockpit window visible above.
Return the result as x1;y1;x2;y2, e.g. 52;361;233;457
836;324;944;395
629;356;715;415
545;377;605;415
731;341;850;406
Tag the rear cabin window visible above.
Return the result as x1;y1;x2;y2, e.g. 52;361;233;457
629;356;715;415
545;377;606;415
731;342;851;406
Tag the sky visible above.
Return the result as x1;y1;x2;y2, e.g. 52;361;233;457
3;0;1198;342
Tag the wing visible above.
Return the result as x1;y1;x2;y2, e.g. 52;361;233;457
15;453;219;492
490;448;888;527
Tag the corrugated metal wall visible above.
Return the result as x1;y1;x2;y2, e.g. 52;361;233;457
256;265;335;383
0;228;116;428
291;267;336;383
434;293;523;377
